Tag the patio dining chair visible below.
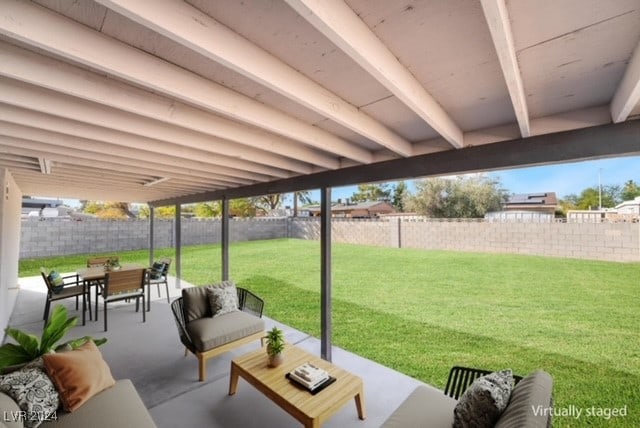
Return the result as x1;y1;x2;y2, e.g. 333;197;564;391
146;257;171;310
99;268;146;332
40;268;90;326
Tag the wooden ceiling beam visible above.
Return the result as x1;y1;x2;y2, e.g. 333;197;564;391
150;120;640;206
0;134;246;187
0;78;309;176
611;38;640;123
0;103;281;182
480;0;530;137
96;0;412;156
0;42;340;170
0;0;372;164
285;0;463;150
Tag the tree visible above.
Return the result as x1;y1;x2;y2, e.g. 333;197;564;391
391;181;408;212
350;183;391;202
621;180;640;201
293;191;313;217
573;185;621;209
194;202;220;218
406;175;507;218
252;194;282;215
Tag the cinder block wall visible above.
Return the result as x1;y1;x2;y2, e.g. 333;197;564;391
20;218;287;258
398;219;640;262
19;217;639;262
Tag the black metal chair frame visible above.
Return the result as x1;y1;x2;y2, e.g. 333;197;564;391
41;270;91;326
171;287;264;381
444;365;523;400
146;257;172;310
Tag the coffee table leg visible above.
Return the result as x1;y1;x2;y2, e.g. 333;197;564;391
354;388;366;420
229;363;239;395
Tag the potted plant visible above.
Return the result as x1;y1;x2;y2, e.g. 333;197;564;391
106;257;121;271
265;326;285;367
0;305;107;372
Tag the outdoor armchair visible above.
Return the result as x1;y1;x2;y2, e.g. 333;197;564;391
171;284;265;381
40;268;90;326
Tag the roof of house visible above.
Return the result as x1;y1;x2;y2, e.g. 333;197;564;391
505;192;558;207
304;200;394;212
1;1;639;205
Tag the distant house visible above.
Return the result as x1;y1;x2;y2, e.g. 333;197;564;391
615;196;640;215
503;192;558;215
303;200;396;218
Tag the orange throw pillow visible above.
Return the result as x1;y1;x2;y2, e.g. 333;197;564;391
42;341;115;412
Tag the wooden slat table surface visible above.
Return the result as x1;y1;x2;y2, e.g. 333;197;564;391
229;344;365;428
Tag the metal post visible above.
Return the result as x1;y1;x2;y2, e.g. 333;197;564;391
149;205;155;267
222;197;230;281
174;204;181;289
320;187;332;361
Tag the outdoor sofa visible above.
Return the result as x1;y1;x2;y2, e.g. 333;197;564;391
382;367;553;427
1;379;156;428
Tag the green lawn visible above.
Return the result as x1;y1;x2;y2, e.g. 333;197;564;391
20;238;639;427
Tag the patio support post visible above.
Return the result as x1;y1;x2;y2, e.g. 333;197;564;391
320;186;332;361
148;205;155;267
221;197;230;281
175;204;182;289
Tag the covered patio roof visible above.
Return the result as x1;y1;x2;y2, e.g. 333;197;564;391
1;0;639;205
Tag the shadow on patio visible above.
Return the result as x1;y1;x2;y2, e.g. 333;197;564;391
8;275;434;427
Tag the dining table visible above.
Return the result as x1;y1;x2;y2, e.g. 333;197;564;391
77;263;145;320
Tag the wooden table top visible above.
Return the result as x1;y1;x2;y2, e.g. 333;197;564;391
230;344;364;427
77;263;145;281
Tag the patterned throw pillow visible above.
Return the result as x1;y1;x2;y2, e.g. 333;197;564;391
0;366;60;428
148;262;165;280
206;281;239;318
47;271;64;294
453;369;514;428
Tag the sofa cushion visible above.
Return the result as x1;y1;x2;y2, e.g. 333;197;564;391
186;310;265;352
0;366;59;428
381;385;458;428
182;286;212;322
42;341;115;412
495;370;553;428
40;379;156;428
453;369;514;428
0;390;25;428
206;281;239;317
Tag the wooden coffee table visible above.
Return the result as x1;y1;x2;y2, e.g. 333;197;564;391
229;344;365;427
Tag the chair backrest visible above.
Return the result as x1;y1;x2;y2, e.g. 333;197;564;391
104;268;146;296
40;268;54;292
87;257;113;268
159;257;172;275
444;366;523;399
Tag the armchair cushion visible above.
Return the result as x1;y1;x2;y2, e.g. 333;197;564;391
42;341;115;412
495;370;553;428
186;311;265;352
182;287;211;322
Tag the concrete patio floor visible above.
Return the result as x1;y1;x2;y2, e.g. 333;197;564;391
6;275;439;427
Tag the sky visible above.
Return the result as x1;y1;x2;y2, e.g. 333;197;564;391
56;155;639;207
309;154;640;203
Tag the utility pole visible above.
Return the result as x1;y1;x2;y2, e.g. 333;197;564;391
598;168;603;210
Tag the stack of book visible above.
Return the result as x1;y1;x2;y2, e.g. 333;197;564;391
288;362;330;391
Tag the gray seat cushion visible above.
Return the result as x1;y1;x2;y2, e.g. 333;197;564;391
495;370;553;428
381;385;458;428
0;391;23;428
186;310;265;352
40;379;156;428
